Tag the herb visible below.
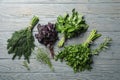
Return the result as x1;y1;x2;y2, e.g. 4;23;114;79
22;61;30;70
92;37;112;55
55;30;101;73
7;16;39;63
56;9;88;47
35;23;58;58
36;48;54;71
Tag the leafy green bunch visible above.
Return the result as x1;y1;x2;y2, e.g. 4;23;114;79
7;16;39;63
55;30;101;72
56;9;89;47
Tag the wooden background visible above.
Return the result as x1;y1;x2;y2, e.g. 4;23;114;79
0;0;120;80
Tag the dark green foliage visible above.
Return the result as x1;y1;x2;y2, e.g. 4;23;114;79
36;48;54;71
7;16;39;63
55;30;101;73
56;8;89;47
7;29;35;62
56;44;92;72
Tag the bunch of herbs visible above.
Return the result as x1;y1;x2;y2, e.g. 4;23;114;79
35;23;58;58
7;16;39;63
56;9;88;47
55;30;101;72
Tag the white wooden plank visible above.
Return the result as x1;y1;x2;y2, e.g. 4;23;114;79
90;0;120;3
0;72;119;80
0;59;120;73
0;16;120;32
0;4;119;16
0;0;88;4
0;59;120;80
0;4;119;31
0;0;120;4
0;72;120;80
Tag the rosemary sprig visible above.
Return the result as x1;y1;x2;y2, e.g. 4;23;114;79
92;37;112;55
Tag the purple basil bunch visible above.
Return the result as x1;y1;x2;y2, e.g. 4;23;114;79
35;23;58;58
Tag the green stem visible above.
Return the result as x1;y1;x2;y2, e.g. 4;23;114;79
29;16;39;31
58;34;66;47
83;30;101;47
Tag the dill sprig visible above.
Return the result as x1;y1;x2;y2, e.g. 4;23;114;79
7;16;39;63
22;61;30;70
36;48;54;71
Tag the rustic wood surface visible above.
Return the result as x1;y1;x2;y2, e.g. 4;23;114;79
0;0;120;80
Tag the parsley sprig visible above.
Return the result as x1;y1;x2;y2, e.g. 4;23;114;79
55;30;101;72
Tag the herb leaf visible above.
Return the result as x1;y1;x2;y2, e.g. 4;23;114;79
35;23;58;58
56;8;89;47
55;30;101;73
7;16;39;63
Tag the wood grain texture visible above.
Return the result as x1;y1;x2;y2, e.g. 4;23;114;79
0;0;120;4
0;4;120;32
0;0;120;80
0;59;120;80
0;58;120;72
0;0;88;4
0;73;119;80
